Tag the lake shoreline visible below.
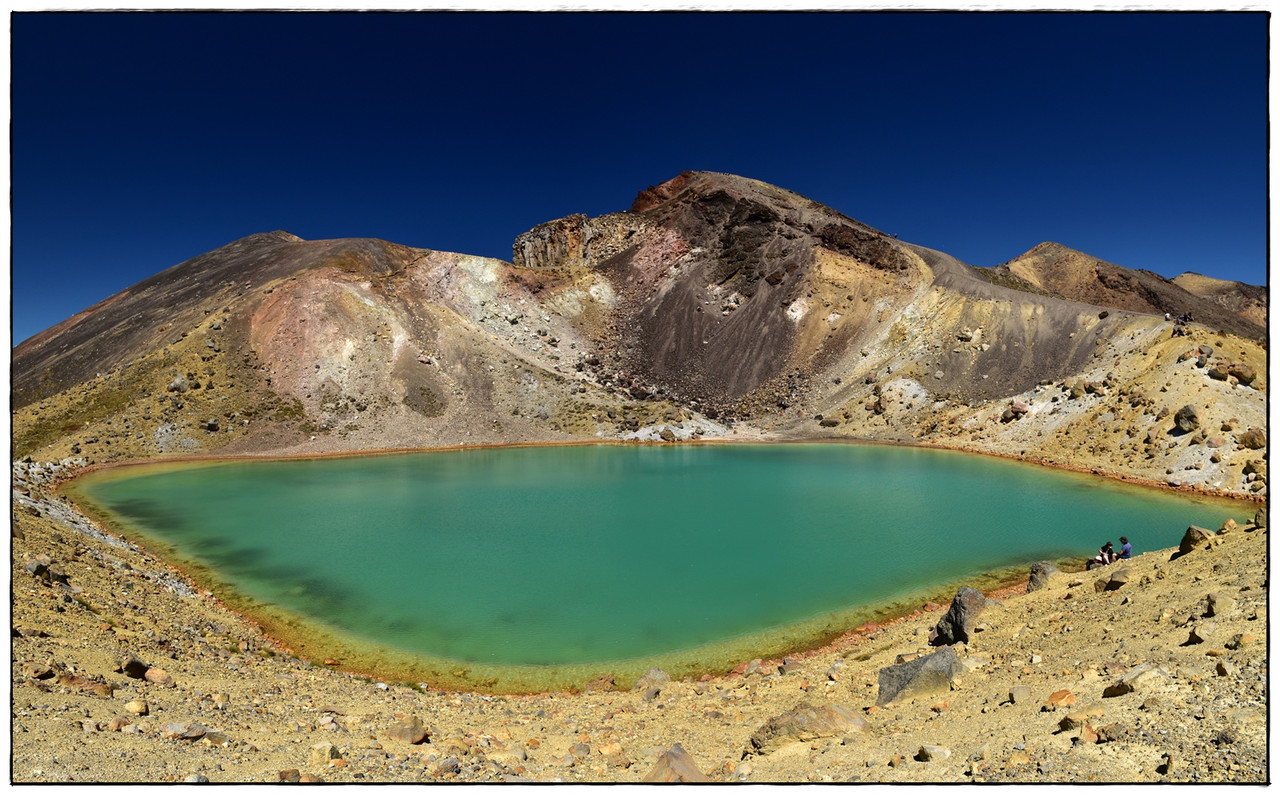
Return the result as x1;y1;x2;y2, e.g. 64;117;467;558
55;441;1252;694
55;433;1265;504
14;453;1266;782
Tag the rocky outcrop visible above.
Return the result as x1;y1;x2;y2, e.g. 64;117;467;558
511;212;650;272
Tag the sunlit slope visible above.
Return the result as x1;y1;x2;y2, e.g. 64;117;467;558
11;171;1267;497
981;241;1264;341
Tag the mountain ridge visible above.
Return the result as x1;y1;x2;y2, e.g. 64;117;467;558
11;171;1268;499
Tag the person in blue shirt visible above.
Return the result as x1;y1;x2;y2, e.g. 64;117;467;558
1118;536;1132;559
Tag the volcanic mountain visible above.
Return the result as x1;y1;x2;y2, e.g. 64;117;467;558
11;171;1268;497
982;241;1266;339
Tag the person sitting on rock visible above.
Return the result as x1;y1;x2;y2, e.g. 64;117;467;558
1087;541;1115;569
1117;536;1132;559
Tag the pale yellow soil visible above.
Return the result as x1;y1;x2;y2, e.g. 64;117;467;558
11;458;1266;783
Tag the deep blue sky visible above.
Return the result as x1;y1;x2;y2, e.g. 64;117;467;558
11;11;1269;345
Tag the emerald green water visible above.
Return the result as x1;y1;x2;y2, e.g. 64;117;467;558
71;444;1245;687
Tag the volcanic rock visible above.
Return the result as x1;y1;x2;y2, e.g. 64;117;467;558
930;586;990;646
877;646;963;706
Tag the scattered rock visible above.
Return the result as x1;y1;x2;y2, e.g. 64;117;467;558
120;655;150;679
633;667;670;691
1225;633;1256;650
1173;405;1200;433
1226;363;1256;385
915;745;951;762
1094;568;1131;592
1043;690;1076;711
1237;427;1266;449
1177;525;1215;556
749;701;868;754
387;715;428;745
124;699;149;716
144;667;174;687
929;586;990;646
584;674;616;693
1103;664;1168;697
877;646;963;706
1027;561;1060;592
642;743;710;782
163;722;209;741
1205;592;1237;617
309;741;341;767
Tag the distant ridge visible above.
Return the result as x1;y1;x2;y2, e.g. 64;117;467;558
980;242;1265;340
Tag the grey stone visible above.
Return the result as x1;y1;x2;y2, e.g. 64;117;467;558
387;715;428;744
1103;664;1168;697
1205;592;1237;617
930;586;989;646
163;722;209;741
1027;561;1060;592
877;646;963;706
916;745;951;762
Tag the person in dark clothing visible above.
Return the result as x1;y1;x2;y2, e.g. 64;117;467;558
1087;541;1116;569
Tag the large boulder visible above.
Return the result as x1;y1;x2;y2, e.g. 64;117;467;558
876;646;963;706
748;701;868;754
1227;362;1257;385
1173;404;1200;433
1237;427;1267;450
642;743;710;782
1178;525;1216;556
386;715;429;744
929;586;989;646
1027;561;1060;592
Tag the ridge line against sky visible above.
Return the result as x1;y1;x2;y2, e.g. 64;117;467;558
7;6;1271;346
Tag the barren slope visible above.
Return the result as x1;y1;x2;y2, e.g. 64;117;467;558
1172;271;1268;328
983;242;1265;341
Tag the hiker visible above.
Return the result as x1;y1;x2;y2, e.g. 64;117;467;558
1087;541;1115;570
1117;536;1132;560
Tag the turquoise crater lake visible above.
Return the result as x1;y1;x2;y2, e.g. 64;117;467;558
69;444;1245;690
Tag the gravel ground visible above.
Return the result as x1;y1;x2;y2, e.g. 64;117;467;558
11;459;1267;783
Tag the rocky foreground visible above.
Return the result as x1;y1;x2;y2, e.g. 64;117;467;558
11;458;1267;783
